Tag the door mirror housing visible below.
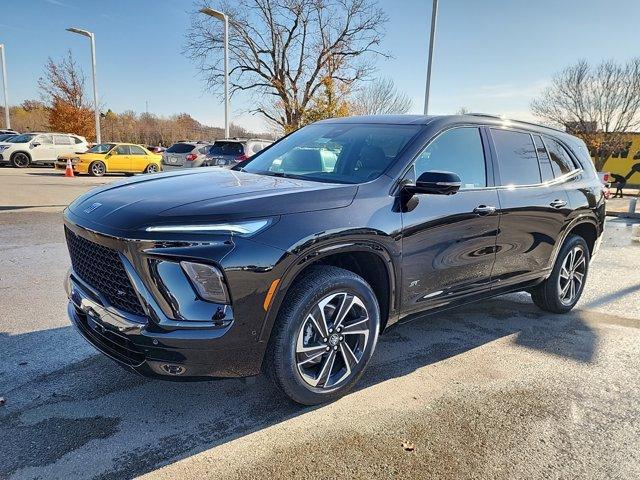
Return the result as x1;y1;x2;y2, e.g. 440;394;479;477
31;141;41;148
405;170;461;195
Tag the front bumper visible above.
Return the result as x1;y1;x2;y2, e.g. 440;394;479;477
66;271;265;378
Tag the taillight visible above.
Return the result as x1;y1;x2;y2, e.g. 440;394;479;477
235;154;248;161
186;153;197;161
602;173;610;183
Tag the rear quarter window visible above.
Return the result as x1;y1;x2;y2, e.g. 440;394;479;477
543;137;576;177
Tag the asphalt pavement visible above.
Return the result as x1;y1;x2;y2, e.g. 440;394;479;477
1;168;639;479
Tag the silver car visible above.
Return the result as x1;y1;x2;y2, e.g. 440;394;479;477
161;141;211;170
203;138;273;168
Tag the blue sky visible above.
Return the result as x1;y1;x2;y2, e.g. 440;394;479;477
2;0;640;132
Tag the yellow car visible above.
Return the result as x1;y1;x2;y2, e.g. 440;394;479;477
55;142;162;176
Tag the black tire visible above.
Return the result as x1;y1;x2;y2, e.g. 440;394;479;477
11;152;31;168
265;265;380;405
88;161;106;177
531;234;590;313
145;163;159;174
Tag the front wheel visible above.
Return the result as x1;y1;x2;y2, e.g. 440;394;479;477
266;266;380;405
531;234;590;313
88;161;106;177
11;152;31;168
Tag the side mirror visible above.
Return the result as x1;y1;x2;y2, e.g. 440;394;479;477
31;142;41;148
405;170;461;195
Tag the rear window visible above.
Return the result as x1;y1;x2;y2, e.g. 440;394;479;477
166;143;195;154
209;141;244;156
491;129;541;186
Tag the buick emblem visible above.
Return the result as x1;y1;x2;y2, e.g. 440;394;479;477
83;202;102;214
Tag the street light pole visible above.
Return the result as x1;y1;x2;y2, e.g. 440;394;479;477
0;44;10;129
423;0;439;115
200;7;230;139
66;27;101;143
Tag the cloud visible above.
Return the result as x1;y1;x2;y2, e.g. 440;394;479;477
44;0;71;7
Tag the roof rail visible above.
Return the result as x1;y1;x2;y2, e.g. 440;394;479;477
466;113;566;133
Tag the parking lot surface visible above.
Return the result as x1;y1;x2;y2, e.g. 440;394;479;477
1;168;639;479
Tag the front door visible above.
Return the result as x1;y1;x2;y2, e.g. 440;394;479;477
400;126;499;314
487;128;572;287
30;134;55;162
109;145;132;172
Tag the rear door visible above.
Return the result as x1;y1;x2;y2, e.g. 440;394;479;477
53;134;75;157
128;145;149;171
400;126;500;313
488;128;571;287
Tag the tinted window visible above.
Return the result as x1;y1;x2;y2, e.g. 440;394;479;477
210;141;244;156
8;134;35;143
243;123;420;184
166;143;195;154
72;136;84;144
129;145;146;155
544;138;576;176
54;134;72;145
414;127;486;189
491;129;541;186
532;135;554;182
114;145;130;155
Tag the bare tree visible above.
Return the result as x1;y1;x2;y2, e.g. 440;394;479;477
531;58;640;170
456;106;470;115
185;0;388;132
350;77;411;115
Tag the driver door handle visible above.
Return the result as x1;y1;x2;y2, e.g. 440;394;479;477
473;205;496;216
550;199;567;208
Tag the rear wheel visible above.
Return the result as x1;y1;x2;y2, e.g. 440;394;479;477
145;163;159;173
531;234;590;313
11;152;30;168
88;161;106;177
266;266;380;405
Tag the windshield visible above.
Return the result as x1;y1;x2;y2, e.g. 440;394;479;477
209;141;244;156
9;134;36;143
88;143;116;153
241;123;421;184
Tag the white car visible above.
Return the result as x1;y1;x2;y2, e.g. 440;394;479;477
0;132;88;168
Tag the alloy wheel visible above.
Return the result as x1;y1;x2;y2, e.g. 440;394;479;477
12;153;29;168
146;164;158;173
295;292;370;389
557;245;586;306
91;162;105;176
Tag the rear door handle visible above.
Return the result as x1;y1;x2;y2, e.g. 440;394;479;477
473;205;496;215
550;199;567;208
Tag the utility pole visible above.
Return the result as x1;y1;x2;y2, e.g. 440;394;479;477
0;44;10;129
423;0;439;115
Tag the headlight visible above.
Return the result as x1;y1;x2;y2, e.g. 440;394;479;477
180;261;229;303
145;219;271;235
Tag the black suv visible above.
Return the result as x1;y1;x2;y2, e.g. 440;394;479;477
63;114;605;405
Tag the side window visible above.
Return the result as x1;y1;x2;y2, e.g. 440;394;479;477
129;145;146;155
114;145;130;155
532;135;554;182
491;129;541;186
53;135;72;145
38;134;53;144
414;127;487;189
543;138;577;176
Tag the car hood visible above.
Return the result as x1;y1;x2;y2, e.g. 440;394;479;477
67;168;357;234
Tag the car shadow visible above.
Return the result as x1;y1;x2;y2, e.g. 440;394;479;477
0;296;606;479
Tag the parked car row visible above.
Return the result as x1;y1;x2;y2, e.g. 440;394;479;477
161;138;273;171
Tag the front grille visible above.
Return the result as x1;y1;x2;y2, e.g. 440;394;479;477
65;226;146;316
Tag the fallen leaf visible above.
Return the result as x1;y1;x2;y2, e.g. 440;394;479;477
401;441;415;452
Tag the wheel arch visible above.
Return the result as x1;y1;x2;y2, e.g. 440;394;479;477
548;216;600;270
259;240;399;343
11;150;32;162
